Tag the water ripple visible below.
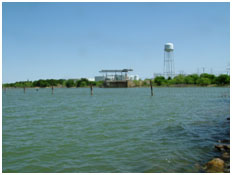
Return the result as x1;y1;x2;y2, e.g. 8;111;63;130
3;87;230;172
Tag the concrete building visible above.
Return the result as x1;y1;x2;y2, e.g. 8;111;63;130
95;76;105;82
128;75;140;81
99;69;134;87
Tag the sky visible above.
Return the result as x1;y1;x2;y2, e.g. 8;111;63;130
2;2;230;83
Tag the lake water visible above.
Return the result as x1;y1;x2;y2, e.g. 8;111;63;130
2;87;230;173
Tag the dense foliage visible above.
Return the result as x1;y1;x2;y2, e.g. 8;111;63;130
2;74;230;88
3;79;104;88
153;73;230;86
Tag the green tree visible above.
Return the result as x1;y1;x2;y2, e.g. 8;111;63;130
215;74;230;85
200;73;215;84
24;81;33;87
196;77;211;86
76;78;90;87
173;75;185;84
65;79;75;88
33;80;49;87
58;79;65;85
154;76;166;86
47;79;58;86
80;81;87;87
184;75;195;84
189;74;200;84
142;80;150;86
96;81;104;87
91;81;97;86
167;78;176;85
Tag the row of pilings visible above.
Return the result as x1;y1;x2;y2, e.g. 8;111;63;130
3;81;154;96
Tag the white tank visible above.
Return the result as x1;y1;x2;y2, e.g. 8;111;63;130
164;43;174;52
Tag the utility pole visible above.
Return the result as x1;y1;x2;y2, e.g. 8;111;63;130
210;68;213;74
202;67;205;74
226;63;230;75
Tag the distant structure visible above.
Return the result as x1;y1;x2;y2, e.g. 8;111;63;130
128;75;139;81
99;69;133;80
153;73;162;79
226;63;230;75
99;69;134;87
87;78;94;82
163;43;175;78
95;76;105;82
95;74;139;82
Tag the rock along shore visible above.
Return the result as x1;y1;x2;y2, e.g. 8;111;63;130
203;117;230;173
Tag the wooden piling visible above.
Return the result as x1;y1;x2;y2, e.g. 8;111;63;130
150;80;153;96
90;84;93;95
24;86;26;94
52;86;54;94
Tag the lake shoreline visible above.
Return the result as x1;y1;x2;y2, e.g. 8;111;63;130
3;85;230;89
203;115;230;173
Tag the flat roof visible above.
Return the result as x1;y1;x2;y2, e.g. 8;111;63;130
99;69;133;73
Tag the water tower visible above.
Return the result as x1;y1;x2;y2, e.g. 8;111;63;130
163;43;175;79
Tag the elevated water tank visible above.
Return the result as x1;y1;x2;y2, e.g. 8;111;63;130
164;43;174;52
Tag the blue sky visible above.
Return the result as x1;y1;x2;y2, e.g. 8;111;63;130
2;2;230;83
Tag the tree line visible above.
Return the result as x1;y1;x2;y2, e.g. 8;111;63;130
152;73;230;86
3;78;104;88
2;73;230;88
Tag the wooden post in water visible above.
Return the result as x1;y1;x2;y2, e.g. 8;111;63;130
24;86;26;94
150;80;153;96
90;83;93;95
52;86;54;94
4;87;6;93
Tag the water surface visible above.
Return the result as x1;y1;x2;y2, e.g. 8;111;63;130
3;87;230;172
